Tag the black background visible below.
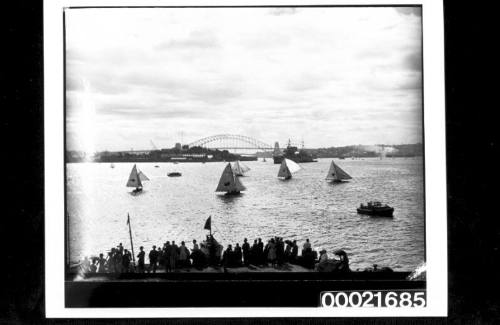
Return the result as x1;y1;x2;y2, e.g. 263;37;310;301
1;0;499;323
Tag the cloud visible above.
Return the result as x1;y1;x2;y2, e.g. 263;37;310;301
155;30;219;50
65;7;423;151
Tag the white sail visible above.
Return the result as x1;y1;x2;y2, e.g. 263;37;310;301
216;163;246;192
326;160;352;181
231;161;243;176
232;161;250;176
138;171;150;181
126;164;143;188
284;158;301;173
240;162;250;173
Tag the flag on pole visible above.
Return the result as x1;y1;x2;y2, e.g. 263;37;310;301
127;213;130;225
204;216;211;231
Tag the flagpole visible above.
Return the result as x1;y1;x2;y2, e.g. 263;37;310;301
128;213;136;268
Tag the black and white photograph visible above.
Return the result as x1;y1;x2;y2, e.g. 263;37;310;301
43;0;447;318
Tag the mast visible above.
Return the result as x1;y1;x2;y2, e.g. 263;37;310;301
127;213;136;267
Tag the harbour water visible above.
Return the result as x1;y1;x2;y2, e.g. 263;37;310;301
67;157;425;271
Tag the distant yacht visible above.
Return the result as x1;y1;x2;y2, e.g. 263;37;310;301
325;160;352;183
126;164;149;193
231;160;250;176
277;158;301;180
110;163;115;168
216;163;246;195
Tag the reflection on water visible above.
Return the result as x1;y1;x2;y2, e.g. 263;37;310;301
67;158;425;271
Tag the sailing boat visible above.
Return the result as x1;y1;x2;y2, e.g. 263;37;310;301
231;160;250;176
325;160;352;182
263;157;266;162
216;163;246;195
277;158;301;180
110;163;115;168
126;164;149;193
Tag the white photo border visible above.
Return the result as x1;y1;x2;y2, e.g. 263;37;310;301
44;0;447;317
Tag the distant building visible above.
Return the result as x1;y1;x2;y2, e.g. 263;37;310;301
175;143;182;150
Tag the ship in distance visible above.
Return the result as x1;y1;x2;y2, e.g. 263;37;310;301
273;140;317;164
357;201;394;217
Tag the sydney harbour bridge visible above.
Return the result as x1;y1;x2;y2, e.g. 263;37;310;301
187;134;275;152
119;134;287;154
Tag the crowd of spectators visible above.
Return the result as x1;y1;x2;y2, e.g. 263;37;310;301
78;236;347;274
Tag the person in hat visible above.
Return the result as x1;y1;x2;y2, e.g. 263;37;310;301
319;249;328;263
148;245;158;273
97;253;106;273
267;238;277;268
242;238;250;266
234;243;242;266
291;240;298;263
257;238;264;265
122;249;131;272
192;239;199;252
170;241;178;270
89;257;97;273
137;246;145;273
179;241;190;268
222;244;234;267
164;241;171;272
302;239;312;254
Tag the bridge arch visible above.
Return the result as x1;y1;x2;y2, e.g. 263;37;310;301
187;134;273;150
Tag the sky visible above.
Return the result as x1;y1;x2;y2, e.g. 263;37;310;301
65;6;422;152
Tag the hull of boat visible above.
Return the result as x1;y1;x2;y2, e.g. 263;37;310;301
224;191;241;196
329;179;349;183
357;207;394;217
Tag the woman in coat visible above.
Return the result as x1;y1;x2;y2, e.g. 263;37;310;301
267;239;277;267
179;241;190;267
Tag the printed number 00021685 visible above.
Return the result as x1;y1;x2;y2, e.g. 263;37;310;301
320;290;426;308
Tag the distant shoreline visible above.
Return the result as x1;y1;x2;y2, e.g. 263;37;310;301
65;155;422;163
